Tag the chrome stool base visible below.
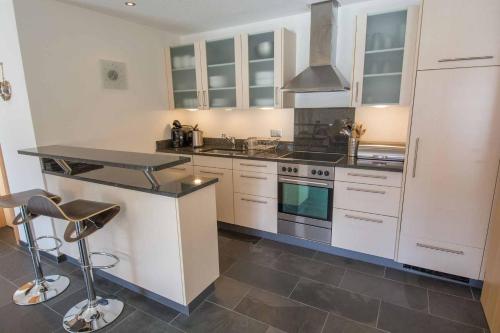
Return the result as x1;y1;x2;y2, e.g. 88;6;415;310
13;275;70;305
63;296;124;332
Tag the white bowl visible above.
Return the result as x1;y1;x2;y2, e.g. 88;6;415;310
255;71;273;79
255;78;274;86
211;98;227;107
256;41;273;58
209;75;228;88
172;56;183;69
254;98;274;107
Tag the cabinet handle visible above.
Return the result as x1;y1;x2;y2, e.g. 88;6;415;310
346;187;386;195
199;170;224;176
355;81;359;102
345;214;383;224
412;137;420;178
416;243;464;255
240;163;267;168
347;172;387;180
196;91;201;108
438;56;493;63
241;175;267;180
241;197;267;204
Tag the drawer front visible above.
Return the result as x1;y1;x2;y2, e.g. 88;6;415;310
335;168;402;187
398;234;483;279
233;170;277;198
334;181;401;217
332;209;397;259
234;193;277;234
157;152;193;165
193;155;232;169
194;166;234;224
233;159;277;174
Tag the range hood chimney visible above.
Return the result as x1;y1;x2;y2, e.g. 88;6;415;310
282;0;350;93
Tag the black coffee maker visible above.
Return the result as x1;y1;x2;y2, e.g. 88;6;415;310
171;120;193;148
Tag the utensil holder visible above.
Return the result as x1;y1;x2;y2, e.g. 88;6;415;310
347;138;359;157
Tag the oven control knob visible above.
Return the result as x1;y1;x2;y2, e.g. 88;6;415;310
287;167;293;172
293;168;298;173
317;170;323;176
311;169;316;175
282;166;287;172
324;171;330;176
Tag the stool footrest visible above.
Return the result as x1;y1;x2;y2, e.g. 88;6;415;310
34;236;63;252
90;252;119;270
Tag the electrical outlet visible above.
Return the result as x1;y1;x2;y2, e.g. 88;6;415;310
270;129;282;138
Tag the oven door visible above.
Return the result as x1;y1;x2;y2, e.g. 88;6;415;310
278;176;333;229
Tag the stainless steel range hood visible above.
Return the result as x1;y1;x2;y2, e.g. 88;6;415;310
282;0;350;93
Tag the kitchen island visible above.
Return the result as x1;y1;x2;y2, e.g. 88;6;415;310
18;145;219;314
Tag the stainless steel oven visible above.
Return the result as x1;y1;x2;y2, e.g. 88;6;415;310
277;162;334;244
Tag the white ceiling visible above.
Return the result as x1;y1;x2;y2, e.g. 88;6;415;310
57;0;368;34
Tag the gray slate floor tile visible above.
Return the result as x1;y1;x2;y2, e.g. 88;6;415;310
323;313;385;333
0;301;61;333
225;261;299;297
172;301;268;333
313;252;385;277
429;291;488;328
116;288;180;323
290;279;380;326
385;268;473;299
378;301;483;333
239;245;283;267
207;276;252;309
257;239;316;258
0;275;15;308
220;239;254;259
0;227;17;246
0;240;15;257
220;253;237;274
270;252;345;287
218;229;261;244
0;249;37;281
471;287;482;301
109;310;182;333
341;270;428;312
235;288;327;333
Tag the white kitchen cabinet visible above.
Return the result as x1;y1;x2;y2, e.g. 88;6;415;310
332;208;398;259
399;67;500;279
232;159;277;174
335;168;402;187
418;0;500;70
334;181;401;217
156;153;194;178
233;170;277;199
351;6;419;106
194;166;234;224
241;28;296;109
166;37;242;110
234;193;277;234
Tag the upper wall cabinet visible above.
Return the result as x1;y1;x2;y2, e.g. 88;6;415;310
241;28;296;109
165;29;296;111
351;7;419;106
418;0;500;70
166;37;242;110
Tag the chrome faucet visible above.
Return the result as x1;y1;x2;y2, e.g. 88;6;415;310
221;133;236;149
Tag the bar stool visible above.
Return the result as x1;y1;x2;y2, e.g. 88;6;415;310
27;195;123;333
0;189;70;305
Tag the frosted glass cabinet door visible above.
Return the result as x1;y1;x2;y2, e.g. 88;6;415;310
165;44;203;110
199;37;242;109
351;7;418;106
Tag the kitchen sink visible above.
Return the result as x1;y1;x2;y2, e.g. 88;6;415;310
200;148;247;155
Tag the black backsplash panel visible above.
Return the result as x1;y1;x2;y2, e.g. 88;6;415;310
294;107;355;153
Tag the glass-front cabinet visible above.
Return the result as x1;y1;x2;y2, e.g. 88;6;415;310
166;29;296;110
351;6;419;106
242;28;296;109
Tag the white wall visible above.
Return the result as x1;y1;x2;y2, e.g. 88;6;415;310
13;0;180;153
164;0;419;143
0;0;52;242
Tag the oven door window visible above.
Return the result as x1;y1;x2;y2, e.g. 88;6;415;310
279;182;332;221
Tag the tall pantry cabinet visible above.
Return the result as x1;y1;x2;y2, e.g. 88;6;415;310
398;0;500;279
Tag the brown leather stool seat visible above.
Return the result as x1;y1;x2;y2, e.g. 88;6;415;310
0;189;61;225
27;196;120;242
0;189;69;306
27;195;123;333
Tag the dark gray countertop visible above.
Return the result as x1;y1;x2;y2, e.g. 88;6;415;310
19;145;191;171
43;166;218;198
157;146;404;173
